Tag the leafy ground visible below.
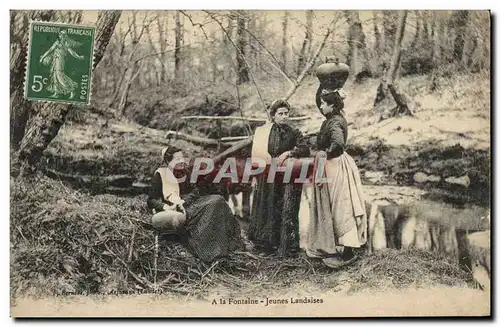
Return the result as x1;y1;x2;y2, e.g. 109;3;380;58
11;175;476;305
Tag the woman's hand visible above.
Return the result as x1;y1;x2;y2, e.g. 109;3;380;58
163;203;176;211
176;204;186;216
316;150;327;159
277;151;292;165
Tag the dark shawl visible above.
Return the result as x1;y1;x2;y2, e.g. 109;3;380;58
248;123;310;256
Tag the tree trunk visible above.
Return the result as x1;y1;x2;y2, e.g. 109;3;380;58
463;37;478;68
236;11;249;85
450;10;470;62
306;11;313;60
174;11;183;80
10;10;56;150
410;11;421;50
247;12;257;72
296;10;313;75
373;10;412;118
421;11;430;45
433;12;445;66
373;11;382;68
157;12;168;84
281;11;288;73
344;11;372;82
223;14;233;46
114;12;152;110
387;12;407;85
119;62;141;114
382;10;398;60
15;10;121;177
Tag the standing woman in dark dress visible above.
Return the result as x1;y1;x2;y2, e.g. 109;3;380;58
306;84;367;268
248;100;310;257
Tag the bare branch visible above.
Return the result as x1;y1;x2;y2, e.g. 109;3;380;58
204;10;270;120
180;10;210;40
284;17;340;101
243;27;294;85
133;40;213;63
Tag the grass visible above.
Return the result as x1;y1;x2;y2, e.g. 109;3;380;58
10;176;475;299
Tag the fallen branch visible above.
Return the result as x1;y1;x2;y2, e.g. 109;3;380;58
181;115;310;122
102;242;155;289
165;131;220;147
44;169;135;188
220;136;251;142
213;138;253;165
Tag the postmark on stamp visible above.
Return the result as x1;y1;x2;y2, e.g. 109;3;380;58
24;21;96;105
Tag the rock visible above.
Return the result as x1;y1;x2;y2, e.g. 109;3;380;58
413;219;432;251
472;260;490;291
364;171;385;184
400;216;417;249
467;231;491;291
445;175;470;187
367;203;387;252
413;172;441;184
467;230;490;273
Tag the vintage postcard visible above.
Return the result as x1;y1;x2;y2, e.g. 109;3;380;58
9;9;491;317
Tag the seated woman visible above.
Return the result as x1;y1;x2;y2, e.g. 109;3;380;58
147;146;244;262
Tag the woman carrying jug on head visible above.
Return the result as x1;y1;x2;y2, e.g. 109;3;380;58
306;58;367;268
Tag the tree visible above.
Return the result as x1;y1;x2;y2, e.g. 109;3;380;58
146;11;169;85
281;11;289;73
433;11;446;65
223;13;233;47
344;11;372;82
13;10;122;177
382;10;398;62
410;11;421;51
10;10;83;150
107;12;152;111
449;10;470;62
296;10;313;75
174;11;183;80
373;11;382;65
236;11;250;85
117;12;154;114
373;10;413;119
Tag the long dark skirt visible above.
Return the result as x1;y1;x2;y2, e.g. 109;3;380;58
248;175;302;256
183;194;244;262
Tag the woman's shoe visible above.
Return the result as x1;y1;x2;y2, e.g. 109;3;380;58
322;254;359;269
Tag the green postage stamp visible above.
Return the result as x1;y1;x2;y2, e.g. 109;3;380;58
24;21;96;105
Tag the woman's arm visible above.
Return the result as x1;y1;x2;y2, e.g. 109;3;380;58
182;185;200;207
325;120;345;159
147;172;166;212
290;129;311;158
40;41;58;61
67;47;83;60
